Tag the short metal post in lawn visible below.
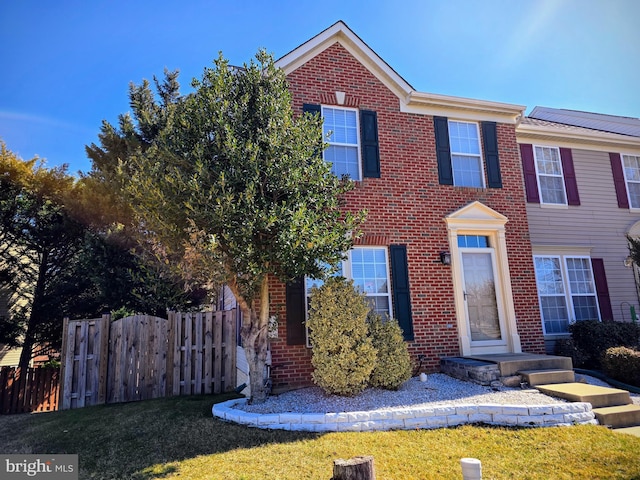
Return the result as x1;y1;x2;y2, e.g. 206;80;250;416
461;458;482;480
332;455;375;480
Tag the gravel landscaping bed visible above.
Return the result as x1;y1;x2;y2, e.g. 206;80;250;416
239;373;640;414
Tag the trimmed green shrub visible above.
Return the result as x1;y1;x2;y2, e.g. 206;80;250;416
368;312;412;390
567;320;640;369
554;338;590;367
602;346;640;387
307;277;376;396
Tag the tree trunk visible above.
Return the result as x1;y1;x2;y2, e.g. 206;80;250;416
332;456;376;480
17;330;34;372
233;275;270;404
18;249;49;372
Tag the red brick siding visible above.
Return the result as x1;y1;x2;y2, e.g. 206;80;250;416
269;42;544;391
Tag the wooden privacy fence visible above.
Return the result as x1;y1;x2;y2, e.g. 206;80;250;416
0;366;60;414
60;310;237;410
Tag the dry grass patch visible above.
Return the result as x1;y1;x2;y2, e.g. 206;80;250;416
1;393;639;479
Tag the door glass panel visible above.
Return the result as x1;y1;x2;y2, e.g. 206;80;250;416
462;252;501;341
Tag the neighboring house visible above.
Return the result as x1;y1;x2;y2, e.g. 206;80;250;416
0;282;22;366
1;255;19;367
0;246;35;368
262;21;545;391
516;107;640;352
0;282;23;367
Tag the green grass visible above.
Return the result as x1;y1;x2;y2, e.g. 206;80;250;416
1;394;639;479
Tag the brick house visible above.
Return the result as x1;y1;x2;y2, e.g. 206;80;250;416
259;21;546;392
516;107;640;353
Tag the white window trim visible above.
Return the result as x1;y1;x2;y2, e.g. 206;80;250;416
621;153;640;210
533;253;601;336
533;145;568;206
321;105;362;181
304;246;393;347
448;120;486;188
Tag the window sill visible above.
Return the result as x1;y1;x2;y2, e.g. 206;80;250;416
539;203;569;210
453;185;487;192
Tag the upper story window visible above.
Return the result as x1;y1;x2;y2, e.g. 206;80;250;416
622;154;640;209
303;103;380;180
534;146;567;205
434;117;502;189
322;106;361;180
448;121;484;188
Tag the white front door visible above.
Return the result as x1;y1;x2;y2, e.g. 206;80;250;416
460;249;508;354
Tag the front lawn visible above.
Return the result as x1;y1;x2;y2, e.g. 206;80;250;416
1;393;639;479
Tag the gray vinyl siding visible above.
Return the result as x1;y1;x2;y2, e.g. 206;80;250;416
526;148;640;326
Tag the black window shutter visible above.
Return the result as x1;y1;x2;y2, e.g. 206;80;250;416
360;110;381;178
303;104;322;159
303;103;321;115
559;148;580;206
434;116;453;185
481;121;502;188
591;258;614;322
286;277;306;345
389;245;414;341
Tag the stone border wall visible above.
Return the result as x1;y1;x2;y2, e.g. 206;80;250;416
213;399;597;432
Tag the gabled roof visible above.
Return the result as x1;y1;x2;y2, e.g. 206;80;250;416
276;21;414;99
530;106;640;138
276;21;525;124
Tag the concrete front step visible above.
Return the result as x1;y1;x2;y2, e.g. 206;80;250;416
593;404;640;429
613;425;640;437
519;369;575;386
469;353;573;377
536;383;632;408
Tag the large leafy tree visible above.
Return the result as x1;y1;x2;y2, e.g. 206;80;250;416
0;142;201;371
88;51;364;402
0;142;85;370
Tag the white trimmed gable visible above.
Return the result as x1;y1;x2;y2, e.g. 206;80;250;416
445;201;508;229
276;21;525;124
275;21;413;100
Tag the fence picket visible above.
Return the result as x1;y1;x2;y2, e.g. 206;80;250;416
213;311;223;394
171;312;182;396
204;312;213;394
97;314;110;404
223;311;236;393
194;312;203;394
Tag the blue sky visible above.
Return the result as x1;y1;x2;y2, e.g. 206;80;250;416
1;0;639;175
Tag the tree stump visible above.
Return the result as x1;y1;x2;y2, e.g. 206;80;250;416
332;456;376;480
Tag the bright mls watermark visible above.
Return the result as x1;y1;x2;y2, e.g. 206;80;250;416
1;455;78;479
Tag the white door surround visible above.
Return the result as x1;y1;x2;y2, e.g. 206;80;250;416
444;201;522;356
